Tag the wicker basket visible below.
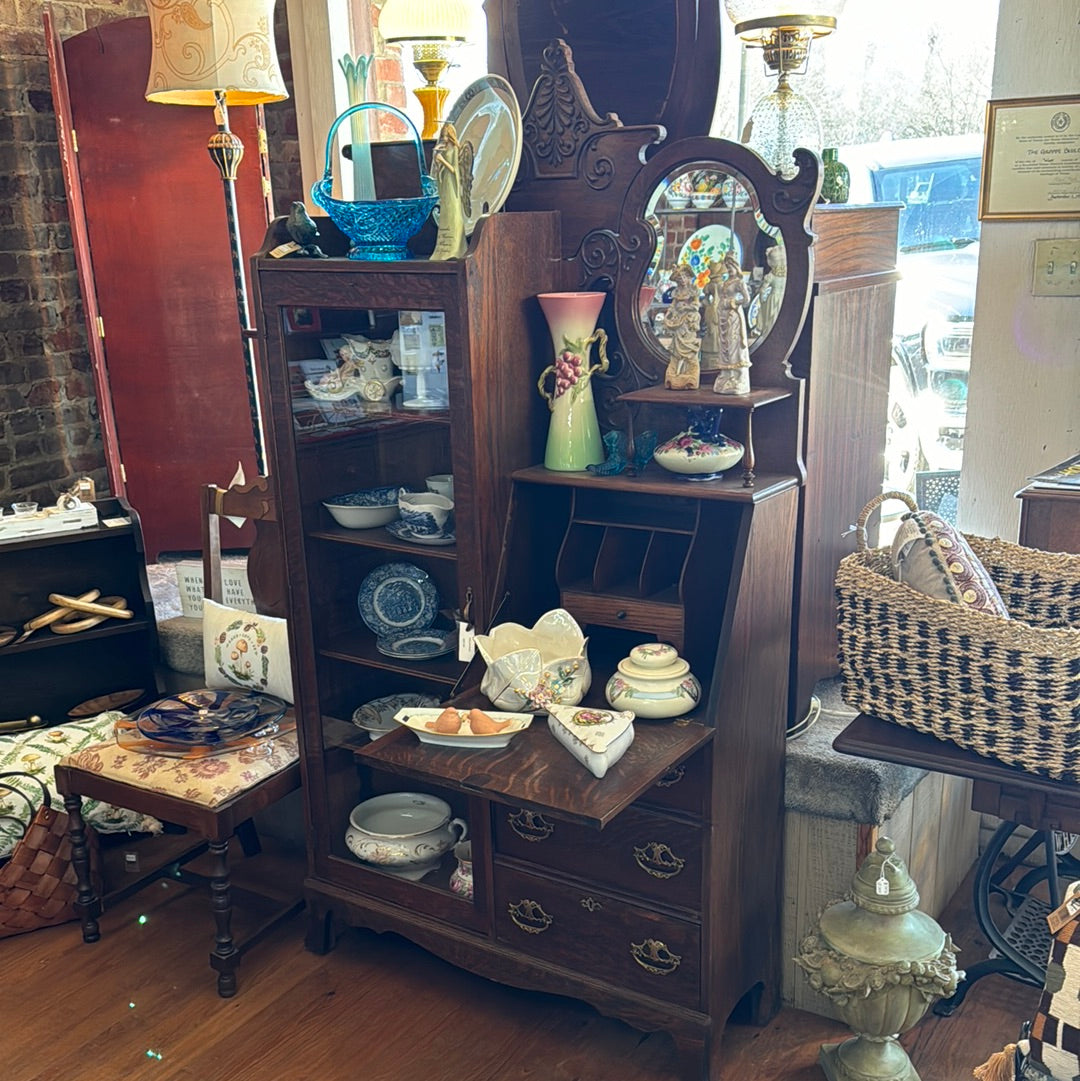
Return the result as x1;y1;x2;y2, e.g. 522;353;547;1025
836;493;1080;782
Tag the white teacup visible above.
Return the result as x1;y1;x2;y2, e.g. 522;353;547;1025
425;474;454;499
398;490;454;536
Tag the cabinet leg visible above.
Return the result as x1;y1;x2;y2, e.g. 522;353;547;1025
672;1030;712;1081
63;792;101;943
304;902;339;955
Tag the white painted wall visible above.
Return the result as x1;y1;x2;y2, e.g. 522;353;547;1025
958;1;1080;538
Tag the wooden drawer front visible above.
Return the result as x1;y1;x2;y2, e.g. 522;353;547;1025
561;590;685;643
494;864;701;1010
495;805;702;911
637;753;707;817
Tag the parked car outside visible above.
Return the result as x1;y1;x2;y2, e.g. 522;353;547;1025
839;135;983;491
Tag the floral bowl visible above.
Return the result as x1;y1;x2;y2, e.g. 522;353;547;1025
323;485;408;528
653;430;744;479
475;608;591;712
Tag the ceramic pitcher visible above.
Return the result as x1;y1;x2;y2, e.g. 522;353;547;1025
536;292;609;471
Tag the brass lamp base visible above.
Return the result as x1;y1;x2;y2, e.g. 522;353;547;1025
820;1038;921;1081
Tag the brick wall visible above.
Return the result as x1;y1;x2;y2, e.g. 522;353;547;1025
0;0;301;508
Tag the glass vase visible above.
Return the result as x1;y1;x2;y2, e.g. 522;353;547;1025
821;148;851;204
536;292;609;471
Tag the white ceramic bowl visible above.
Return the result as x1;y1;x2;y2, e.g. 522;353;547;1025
345;792;467;870
475;608;591;712
323;485;403;529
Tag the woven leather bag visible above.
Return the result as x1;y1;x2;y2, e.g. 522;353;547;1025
0;771;100;938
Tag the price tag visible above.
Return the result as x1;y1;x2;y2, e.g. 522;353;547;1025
875;874;890;896
269;240;301;259
1047;881;1080;933
457;621;475;663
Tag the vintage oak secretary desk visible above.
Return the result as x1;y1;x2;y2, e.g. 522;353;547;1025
251;40;896;1081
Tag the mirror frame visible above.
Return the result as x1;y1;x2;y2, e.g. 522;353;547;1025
610;138;821;392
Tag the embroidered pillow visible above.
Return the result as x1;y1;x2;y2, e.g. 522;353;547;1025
202;599;294;704
891;509;1010;618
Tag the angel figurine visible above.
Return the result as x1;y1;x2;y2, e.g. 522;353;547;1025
430;122;474;262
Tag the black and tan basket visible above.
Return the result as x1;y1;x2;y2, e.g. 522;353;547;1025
836;492;1080;782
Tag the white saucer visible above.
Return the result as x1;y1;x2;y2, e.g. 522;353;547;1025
385;520;455;546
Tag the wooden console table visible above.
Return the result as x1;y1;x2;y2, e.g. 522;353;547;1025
1016;482;1080;553
833;713;1080;1014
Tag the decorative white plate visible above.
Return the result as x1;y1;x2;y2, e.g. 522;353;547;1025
385;520;456;546
352;692;441;739
394;707;533;748
444;74;523;237
357;562;439;639
677;224;743;285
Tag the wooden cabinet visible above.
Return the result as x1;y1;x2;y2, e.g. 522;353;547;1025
0;497;159;725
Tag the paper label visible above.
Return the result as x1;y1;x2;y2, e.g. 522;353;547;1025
1047;880;1080;933
457;621;476;663
269;240;301;259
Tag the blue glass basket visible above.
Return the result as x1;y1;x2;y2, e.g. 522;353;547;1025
311;103;437;261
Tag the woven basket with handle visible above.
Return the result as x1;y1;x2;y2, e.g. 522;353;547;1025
0;771;100;938
836;492;1080;782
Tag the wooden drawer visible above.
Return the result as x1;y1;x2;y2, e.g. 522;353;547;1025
494;864;701;1010
494;804;702;912
561;590;685;642
637;750;708;817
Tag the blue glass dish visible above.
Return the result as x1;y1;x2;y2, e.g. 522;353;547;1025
134;689;288;746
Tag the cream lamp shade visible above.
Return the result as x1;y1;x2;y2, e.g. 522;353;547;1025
378;0;473;44
143;0;287;105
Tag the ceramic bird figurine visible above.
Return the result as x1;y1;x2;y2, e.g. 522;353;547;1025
285;201;328;258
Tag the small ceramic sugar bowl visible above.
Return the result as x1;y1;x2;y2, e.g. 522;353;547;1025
604;643;702;720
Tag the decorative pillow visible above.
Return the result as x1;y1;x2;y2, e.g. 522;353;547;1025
0;712;162;858
1025;904;1080;1080
202;599;294;704
891;509;1010;617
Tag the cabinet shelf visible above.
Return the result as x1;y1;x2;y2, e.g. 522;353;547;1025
617;385;793;411
318;631;467;685
1;617;154;657
513;464;797;501
356;720;713;829
309;526;458;560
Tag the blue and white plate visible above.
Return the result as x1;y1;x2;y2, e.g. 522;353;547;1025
375;628;457;660
357;562;439;639
385;520;456;546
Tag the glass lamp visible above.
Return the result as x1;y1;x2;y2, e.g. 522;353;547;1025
724;0;845;178
378;0;473;139
143;0;287;476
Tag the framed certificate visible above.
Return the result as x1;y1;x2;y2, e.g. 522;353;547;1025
980;95;1080;220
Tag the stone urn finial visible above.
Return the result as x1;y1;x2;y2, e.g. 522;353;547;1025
795;836;962;1081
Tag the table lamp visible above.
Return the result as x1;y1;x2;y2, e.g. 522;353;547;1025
724;0;845;177
378;0;473;139
143;0;288;476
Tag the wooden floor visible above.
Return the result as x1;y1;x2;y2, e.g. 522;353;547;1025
2;839;1038;1081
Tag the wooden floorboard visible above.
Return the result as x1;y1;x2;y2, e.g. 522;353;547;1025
0;844;1039;1081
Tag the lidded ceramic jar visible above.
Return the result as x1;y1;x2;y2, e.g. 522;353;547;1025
604;643;702;719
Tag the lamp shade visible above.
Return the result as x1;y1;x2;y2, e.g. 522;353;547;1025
724;0;846;39
143;0;287;106
378;0;473;44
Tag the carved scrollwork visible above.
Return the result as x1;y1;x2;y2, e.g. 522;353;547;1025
508;898;554;934
508;808;554;842
633;841;686;879
630;938;682;975
579;896;604;913
769;149;822;216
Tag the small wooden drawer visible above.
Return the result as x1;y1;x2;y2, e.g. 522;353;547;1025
561;590;685;643
494;804;702;911
637;751;708;818
494;864;701;1010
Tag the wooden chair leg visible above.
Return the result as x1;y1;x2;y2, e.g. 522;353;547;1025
235;817;261;858
207;838;239;998
62;792;101;943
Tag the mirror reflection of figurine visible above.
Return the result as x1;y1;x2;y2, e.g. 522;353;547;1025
430;122;474;262
700;257;723;365
664;264;702;390
755;244;787;339
712;251;753;396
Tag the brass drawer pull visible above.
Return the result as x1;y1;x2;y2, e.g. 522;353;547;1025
579;896;603;913
508;809;554;842
630;938;682;976
508;899;553;934
634;841;685;878
656;765;686;788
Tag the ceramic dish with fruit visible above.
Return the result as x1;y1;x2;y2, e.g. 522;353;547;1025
394;706;533;749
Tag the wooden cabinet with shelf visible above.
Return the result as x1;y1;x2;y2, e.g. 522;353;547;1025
0;497;159;724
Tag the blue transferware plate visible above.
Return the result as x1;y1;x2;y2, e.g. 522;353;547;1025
375;627;457;660
134;689;288;746
324;485;407;508
357;562;439;639
352;692;441;738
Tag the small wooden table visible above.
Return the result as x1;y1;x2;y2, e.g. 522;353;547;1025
833;713;1080;1014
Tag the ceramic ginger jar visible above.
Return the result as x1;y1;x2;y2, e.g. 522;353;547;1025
604;643;701;719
